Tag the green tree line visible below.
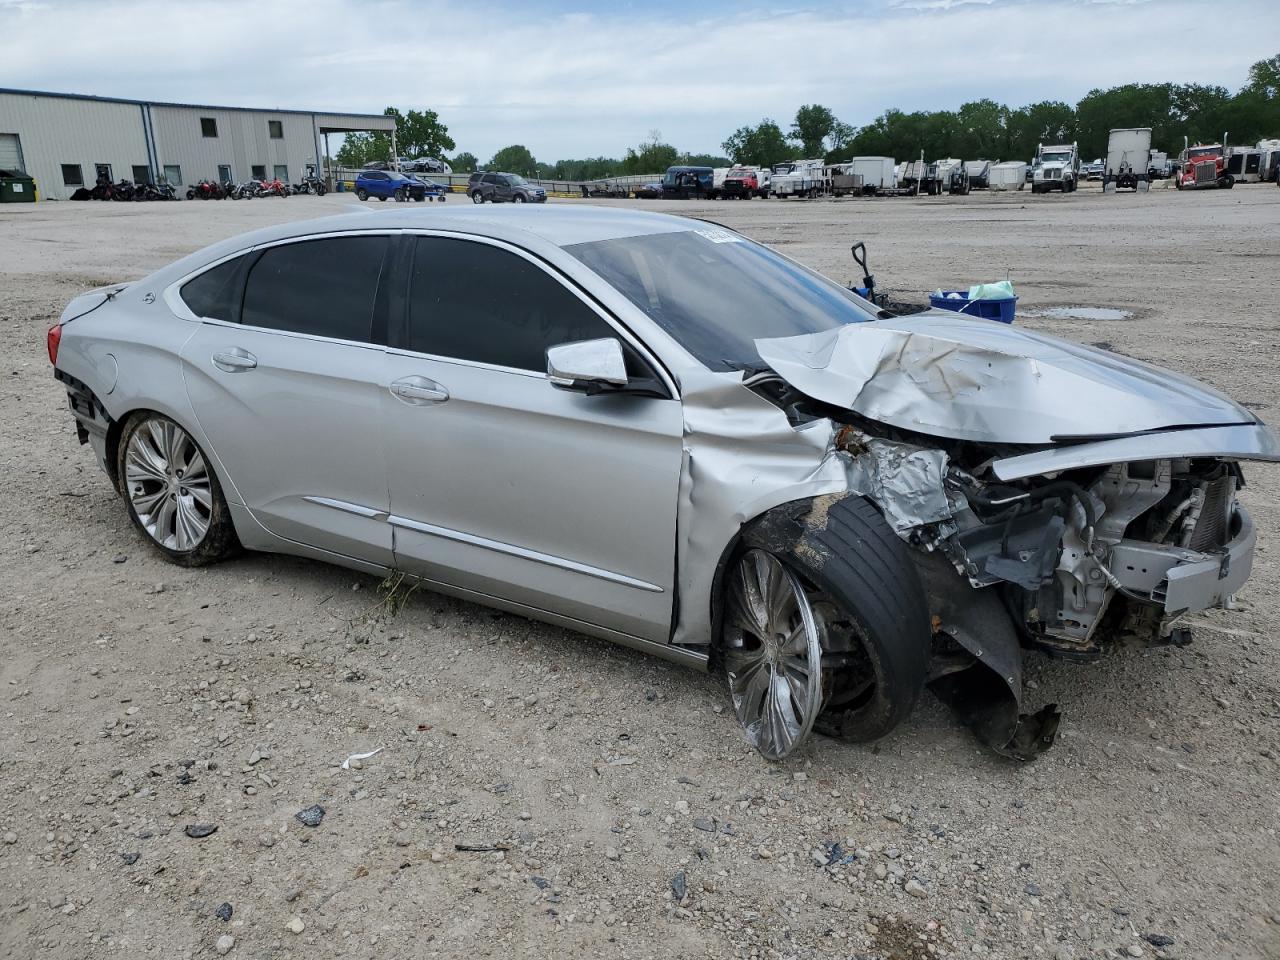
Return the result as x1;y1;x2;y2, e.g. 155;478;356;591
334;54;1279;176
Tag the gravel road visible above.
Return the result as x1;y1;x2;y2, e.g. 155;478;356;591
2;185;1278;960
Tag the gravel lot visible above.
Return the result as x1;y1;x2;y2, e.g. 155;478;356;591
2;185;1279;960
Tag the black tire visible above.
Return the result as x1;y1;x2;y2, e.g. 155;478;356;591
356;188;368;201
316;185;327;196
116;413;239;568
736;495;931;743
471;191;484;204
513;193;526;203
394;187;407;202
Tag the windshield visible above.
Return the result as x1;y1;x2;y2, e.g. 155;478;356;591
1041;151;1072;163
506;174;527;185
1188;147;1220;160
566;228;880;371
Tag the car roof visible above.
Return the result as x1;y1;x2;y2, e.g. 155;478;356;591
148;205;710;285
251;205;701;249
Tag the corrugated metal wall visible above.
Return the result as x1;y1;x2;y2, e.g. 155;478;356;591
149;106;321;186
0;91;395;199
0;91;150;200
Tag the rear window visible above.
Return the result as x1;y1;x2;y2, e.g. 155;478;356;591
180;257;244;322
241;236;388;342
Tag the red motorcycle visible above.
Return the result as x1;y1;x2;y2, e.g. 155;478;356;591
260;177;289;197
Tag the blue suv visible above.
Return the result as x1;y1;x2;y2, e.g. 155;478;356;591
354;170;444;202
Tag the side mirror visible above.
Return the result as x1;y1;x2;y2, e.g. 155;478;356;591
547;338;628;391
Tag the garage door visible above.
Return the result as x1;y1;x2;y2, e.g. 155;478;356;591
0;133;24;172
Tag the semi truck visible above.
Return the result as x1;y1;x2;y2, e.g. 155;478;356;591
1102;128;1152;192
1175;138;1233;190
1030;142;1079;193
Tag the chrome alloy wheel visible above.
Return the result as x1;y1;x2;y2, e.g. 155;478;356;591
722;549;824;760
124;418;213;551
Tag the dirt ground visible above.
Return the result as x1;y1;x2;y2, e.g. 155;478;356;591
2;184;1279;960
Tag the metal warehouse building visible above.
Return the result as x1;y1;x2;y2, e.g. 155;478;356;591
0;88;395;200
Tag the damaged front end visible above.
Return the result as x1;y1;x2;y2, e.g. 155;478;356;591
743;317;1277;759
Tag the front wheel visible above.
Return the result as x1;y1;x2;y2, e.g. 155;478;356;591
723;496;931;758
513;193;526;203
394;187;407;202
118;414;239;567
356;188;368;201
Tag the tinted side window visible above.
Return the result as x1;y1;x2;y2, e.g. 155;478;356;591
407;237;615;371
242;236;388;342
180;256;245;322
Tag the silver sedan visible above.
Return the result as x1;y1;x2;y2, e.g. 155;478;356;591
49;206;1278;760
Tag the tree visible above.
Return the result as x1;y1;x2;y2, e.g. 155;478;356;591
681;153;733;167
1246;53;1280;98
488;144;538;176
332;105;454;168
390;107;455;159
621;131;678;175
451;151;479;173
791;104;836;157
827;121;857;156
722;120;795;167
335;132;389;168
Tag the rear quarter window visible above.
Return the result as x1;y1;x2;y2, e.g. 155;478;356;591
180;257;245;322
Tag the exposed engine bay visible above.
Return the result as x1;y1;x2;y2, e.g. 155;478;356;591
745;368;1257;759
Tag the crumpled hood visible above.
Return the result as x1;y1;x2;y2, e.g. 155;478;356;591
755;312;1259;445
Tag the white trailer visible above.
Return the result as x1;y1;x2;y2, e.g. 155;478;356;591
1103;128;1152;192
1258;139;1280;182
1148;150;1171;179
1226;148;1263;184
989;161;1027;191
848;156;896;194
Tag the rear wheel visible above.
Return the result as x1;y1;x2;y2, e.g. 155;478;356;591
118;414;238;567
471;191;484;203
356;188;368;201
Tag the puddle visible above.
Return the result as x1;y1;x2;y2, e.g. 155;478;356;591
1027;306;1134;321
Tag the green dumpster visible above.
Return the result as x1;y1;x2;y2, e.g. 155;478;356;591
0;169;36;202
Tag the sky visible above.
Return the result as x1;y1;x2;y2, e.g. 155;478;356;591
1;0;1276;162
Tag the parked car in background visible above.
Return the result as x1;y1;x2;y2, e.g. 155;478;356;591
407;175;449;201
1082;158;1105;180
633;182;663;199
354;170;428;202
402;158;453;174
361;160;393;171
468;172;547;203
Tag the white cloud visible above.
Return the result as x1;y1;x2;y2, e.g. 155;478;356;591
0;0;1274;160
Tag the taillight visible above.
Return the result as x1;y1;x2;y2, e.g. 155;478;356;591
47;323;62;365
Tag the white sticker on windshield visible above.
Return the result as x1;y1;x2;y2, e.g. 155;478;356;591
693;227;744;244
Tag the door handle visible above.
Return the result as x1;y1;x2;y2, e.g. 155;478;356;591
212;348;257;372
391;376;449;405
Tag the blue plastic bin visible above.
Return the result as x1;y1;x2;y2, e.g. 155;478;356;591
928;291;1017;324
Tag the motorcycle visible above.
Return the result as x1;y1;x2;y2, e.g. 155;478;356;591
111;180;136;201
260;177;288;198
292;175;328;196
90;176;114;201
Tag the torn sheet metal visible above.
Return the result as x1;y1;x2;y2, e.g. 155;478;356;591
754;313;1256;444
670;374;849;647
991;423;1280;481
840;435;951;533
